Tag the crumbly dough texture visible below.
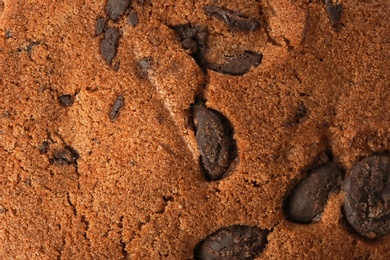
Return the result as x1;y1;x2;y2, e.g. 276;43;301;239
1;0;389;259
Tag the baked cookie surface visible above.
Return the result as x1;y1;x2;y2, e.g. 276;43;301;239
1;0;389;259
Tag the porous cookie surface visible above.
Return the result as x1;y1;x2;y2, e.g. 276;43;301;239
1;0;389;259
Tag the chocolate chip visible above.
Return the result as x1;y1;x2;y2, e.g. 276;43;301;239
114;61;120;71
38;141;50;154
207;51;262;75
284;163;342;223
174;24;199;40
21;41;40;54
59;94;74;107
204;5;260;32
5;30;12;39
343;154;390;239
173;24;199;53
52;146;79;165
284;103;308;127
172;24;209;70
106;0;131;22
127;11;139;26
109;94;124;121
136;57;152;78
95;17;107;36
100;27;120;64
181;38;198;53
325;0;342;27
194;225;268;260
192;102;237;181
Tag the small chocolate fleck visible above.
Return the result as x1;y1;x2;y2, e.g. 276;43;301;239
100;27;120;64
284;103;308;127
204;5;260;32
137;57;152;78
283;162;342;223
114;61;120;71
127;11;139;26
52;146;79;165
109;95;124;121
172;24;209;70
59;94;74;108
95;17;107;36
106;0;131;22
207;51;262;75
38;141;50;154
325;0;342;28
194;225;268;260
181;38;198;53
192;101;237;181
6;30;12;39
343;154;390;239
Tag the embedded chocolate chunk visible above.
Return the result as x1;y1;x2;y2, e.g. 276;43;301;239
106;0;130;22
172;24;209;70
284;163;342;223
136;57;152;78
284;103;308;127
194;225;268;260
59;94;74;107
100;27;120;64
325;0;342;27
207;51;262;75
181;38;198;53
343;154;390;239
127;11;138;26
52;146;79;165
38;141;50;154
109;94;124;121
95;17;106;36
204;5;260;32
192;102;236;181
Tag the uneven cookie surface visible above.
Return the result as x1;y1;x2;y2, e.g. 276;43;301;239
1;0;390;259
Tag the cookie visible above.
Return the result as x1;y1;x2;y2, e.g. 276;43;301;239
1;0;389;259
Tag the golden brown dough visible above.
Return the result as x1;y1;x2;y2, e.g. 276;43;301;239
1;0;389;259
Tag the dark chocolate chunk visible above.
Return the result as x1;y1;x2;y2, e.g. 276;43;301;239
284;163;342;223
194;225;268;260
325;0;342;27
284;103;308;127
343;154;390;239
59;94;74;107
18;41;40;54
38;141;50;154
6;30;12;39
192;102;236;181
172;24;208;54
172;24;209;70
173;24;199;54
52;146;79;165
106;0;130;22
181;38;198;53
136;57;152;78
95;17;107;36
174;24;199;40
127;11;139;26
204;5;260;32
100;27;120;64
109;94;124;121
207;51;262;75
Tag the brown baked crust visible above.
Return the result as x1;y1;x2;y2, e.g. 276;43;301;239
1;0;389;259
